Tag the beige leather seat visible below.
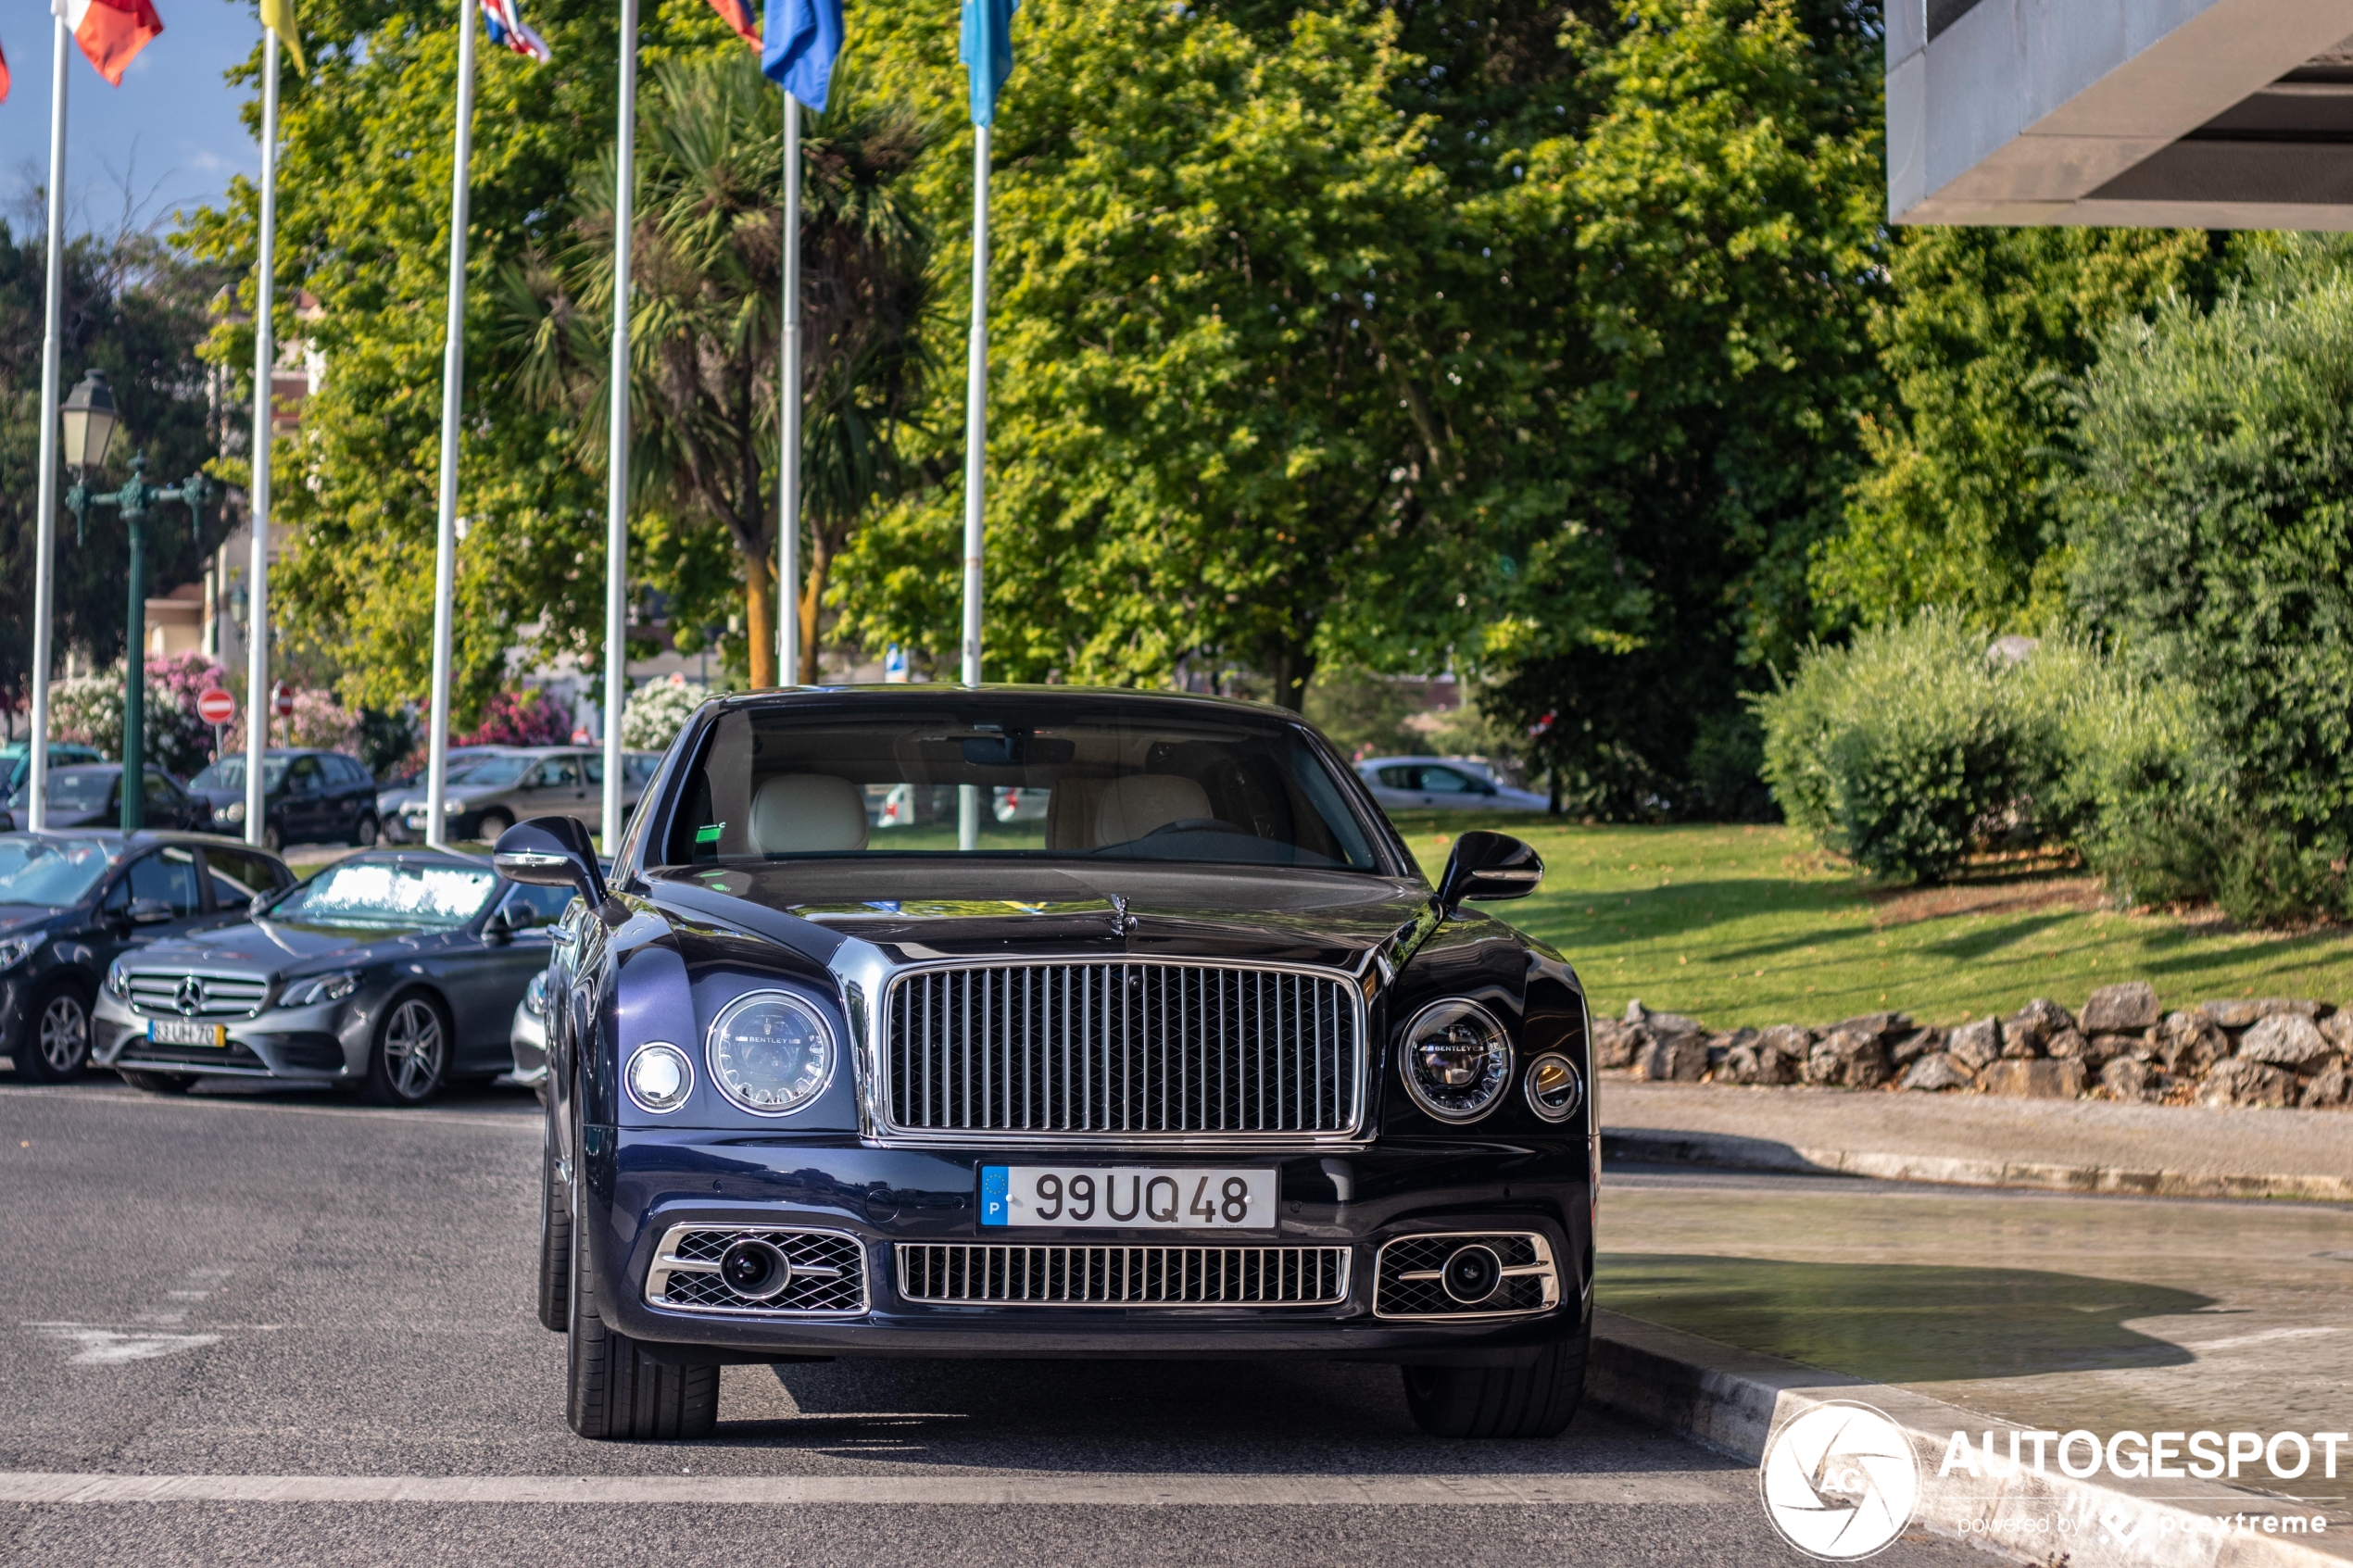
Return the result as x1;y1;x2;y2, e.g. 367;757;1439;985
1095;774;1212;846
748;774;869;854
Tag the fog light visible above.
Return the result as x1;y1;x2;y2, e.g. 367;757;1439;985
1441;1243;1504;1305
624;1042;693;1114
1397;999;1513;1123
718;1237;792;1299
1523;1052;1583;1123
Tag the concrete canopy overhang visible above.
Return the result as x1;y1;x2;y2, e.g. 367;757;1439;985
1889;0;2353;228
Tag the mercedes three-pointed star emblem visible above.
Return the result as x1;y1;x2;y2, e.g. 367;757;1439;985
175;975;205;1017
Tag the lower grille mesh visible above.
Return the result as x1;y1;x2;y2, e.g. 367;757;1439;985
896;1243;1349;1307
646;1226;866;1316
1373;1233;1558;1319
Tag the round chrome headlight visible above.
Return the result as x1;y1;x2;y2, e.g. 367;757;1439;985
704;992;835;1117
1397;999;1514;1123
1523;1051;1584;1123
624;1042;694;1114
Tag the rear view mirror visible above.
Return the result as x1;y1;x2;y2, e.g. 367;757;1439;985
1435;831;1544;909
126;897;175;925
494;815;609;907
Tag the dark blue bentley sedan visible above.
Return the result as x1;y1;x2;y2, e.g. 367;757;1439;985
502;688;1594;1445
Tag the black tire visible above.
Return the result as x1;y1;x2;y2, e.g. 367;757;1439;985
566;1159;717;1440
15;979;94;1084
477;809;513;844
362;991;451;1107
351;812;380;849
536;1110;572;1332
118;1068;195;1095
1401;1323;1590;1438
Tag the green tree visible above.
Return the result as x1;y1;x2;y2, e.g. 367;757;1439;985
1815;224;2231;631
504;52;929;688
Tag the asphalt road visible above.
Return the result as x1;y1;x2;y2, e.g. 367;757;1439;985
0;1076;2002;1567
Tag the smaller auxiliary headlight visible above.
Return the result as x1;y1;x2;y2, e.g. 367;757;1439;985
1523;1051;1584;1123
625;1042;694;1114
1396;999;1514;1123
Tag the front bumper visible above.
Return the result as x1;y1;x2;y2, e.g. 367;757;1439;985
91;989;366;1083
582;1133;1594;1362
502;1001;547;1088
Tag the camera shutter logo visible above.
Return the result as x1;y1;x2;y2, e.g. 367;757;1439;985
1758;1401;1921;1560
176;976;206;1017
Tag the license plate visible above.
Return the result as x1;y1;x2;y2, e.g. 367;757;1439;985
980;1166;1276;1231
147;1019;226;1047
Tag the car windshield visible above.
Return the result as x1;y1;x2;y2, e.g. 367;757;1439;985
660;696;1380;871
455;756;534;788
191;757;290;793
45;769;118;809
0;837;115;906
268;860;498;929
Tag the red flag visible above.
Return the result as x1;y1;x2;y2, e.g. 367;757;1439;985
706;0;760;49
63;0;164;87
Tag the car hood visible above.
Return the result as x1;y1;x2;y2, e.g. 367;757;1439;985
126;917;451;978
0;905;68;936
642;859;1439;975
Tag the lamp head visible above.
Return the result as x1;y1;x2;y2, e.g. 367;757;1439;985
59;369;118;471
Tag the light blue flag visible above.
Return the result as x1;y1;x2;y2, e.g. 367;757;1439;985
960;0;1016;126
764;0;844;111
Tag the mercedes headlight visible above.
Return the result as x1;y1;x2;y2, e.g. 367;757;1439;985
106;957;131;997
218;800;245;824
1397;999;1515;1123
443;800;468;815
704;992;835;1117
280;971;361;1008
624;1042;694;1114
522;970;549;1018
0;933;41;972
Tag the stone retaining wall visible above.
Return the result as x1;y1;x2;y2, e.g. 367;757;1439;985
1591;982;2353;1108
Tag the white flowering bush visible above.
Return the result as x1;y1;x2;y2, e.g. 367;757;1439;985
621;678;711;753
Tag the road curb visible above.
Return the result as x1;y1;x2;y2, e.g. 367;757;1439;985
1603;1128;2353;1204
1587;1309;2350;1566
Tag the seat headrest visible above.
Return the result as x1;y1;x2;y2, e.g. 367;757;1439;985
1094;774;1212;847
749;774;869;854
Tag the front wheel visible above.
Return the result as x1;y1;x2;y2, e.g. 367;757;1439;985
350;813;380;849
566;1161;717;1439
477;809;513;843
536;1110;572;1332
363;992;450;1107
1401;1323;1590;1438
16;981;94;1083
261;822;284;854
118;1068;195;1095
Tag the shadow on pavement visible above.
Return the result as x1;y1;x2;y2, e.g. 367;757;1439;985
1597;1253;2211;1385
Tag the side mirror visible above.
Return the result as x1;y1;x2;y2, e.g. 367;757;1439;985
1435;830;1543;910
481;907;514;946
494;815;609;907
126;897;176;925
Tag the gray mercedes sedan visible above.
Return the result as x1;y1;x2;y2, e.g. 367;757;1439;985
90;848;575;1104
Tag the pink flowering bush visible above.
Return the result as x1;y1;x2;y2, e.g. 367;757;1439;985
458;689;573;748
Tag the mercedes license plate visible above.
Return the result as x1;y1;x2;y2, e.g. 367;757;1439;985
980;1166;1276;1231
147;1019;226;1047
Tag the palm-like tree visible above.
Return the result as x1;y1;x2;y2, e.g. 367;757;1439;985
505;53;928;686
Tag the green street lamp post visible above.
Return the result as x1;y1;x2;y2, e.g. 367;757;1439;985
62;372;210;833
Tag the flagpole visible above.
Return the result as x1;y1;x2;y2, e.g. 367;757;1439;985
776;89;801;689
956;121;989;851
242;31;283;847
27;11;69;834
600;0;638;846
425;0;479;852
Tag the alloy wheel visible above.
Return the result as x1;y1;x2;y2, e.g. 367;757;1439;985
36;994;88;1074
382;998;447;1100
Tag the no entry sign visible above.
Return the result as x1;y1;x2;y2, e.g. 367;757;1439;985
272;684;296;719
196;688;237;727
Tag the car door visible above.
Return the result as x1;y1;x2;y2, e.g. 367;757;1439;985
545;756;591;823
447;883;573;1072
144;771;197;830
197;847;290;928
333;756;376;834
283;756;329;844
95;847;213;975
1416;765;1485;809
1365;764;1419;811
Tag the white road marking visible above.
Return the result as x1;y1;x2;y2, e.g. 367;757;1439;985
28;1327;221;1365
0;1471;1731;1506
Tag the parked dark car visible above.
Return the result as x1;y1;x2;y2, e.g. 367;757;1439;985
6;765;213;833
186;748;383;852
91;847;579;1103
0;831;295;1083
508;687;1589;1443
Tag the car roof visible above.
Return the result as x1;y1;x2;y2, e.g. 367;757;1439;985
707;684;1320;726
0;827;285;856
1357;756;1485;769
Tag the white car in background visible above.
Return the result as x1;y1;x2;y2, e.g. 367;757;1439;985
1356;755;1549;812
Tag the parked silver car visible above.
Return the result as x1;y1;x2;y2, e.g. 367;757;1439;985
1356;755;1549;813
398;748;658;843
377;747;512;844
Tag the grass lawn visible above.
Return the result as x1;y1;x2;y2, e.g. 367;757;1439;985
1385;810;2353;1028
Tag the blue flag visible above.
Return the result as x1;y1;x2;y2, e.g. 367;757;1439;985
764;0;843;112
960;0;1016;127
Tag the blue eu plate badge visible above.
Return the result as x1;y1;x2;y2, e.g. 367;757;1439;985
980;1166;1010;1226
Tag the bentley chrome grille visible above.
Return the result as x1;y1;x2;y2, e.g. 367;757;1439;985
896;1243;1350;1307
645;1225;868;1317
881;960;1365;1140
125;970;271;1020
